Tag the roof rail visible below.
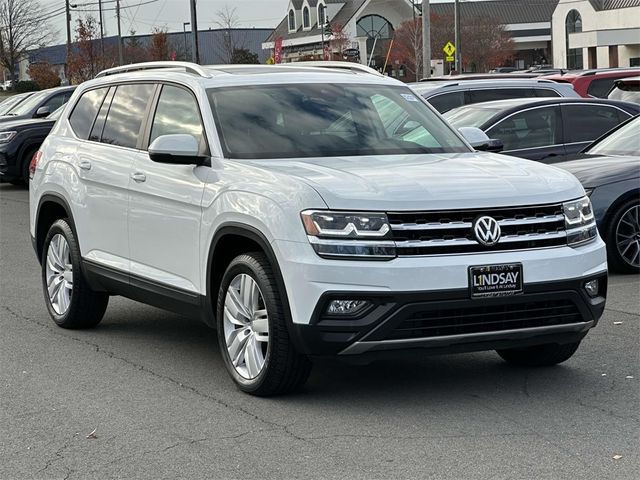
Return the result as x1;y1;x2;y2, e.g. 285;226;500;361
276;61;384;76
95;61;211;78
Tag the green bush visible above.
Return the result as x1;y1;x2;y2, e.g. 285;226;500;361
15;80;40;93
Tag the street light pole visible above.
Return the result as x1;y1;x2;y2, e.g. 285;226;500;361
116;0;123;65
422;0;431;79
190;0;200;64
454;0;461;72
65;0;72;80
183;22;190;60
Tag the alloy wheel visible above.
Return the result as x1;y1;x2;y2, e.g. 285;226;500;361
45;234;73;315
616;204;640;268
223;274;269;379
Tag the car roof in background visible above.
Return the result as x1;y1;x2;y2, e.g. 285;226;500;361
409;78;565;93
451;97;639;109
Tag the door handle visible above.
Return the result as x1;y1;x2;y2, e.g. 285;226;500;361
131;172;146;183
79;161;92;171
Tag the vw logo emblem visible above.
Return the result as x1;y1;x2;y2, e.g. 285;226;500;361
473;216;501;246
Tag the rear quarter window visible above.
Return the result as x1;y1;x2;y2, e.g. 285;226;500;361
69;88;109;140
427;91;465;113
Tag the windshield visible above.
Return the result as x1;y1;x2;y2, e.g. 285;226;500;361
587;116;640;156
608;80;640;104
0;93;32;116
207;84;469;159
443;105;501;129
6;90;48;116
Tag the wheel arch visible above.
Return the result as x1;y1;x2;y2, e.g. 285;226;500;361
602;187;640;234
35;193;76;263
205;223;305;351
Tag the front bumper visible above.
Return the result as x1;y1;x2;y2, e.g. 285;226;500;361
292;274;606;356
272;237;607;357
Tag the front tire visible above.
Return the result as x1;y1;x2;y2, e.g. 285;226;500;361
606;198;640;274
496;342;581;367
216;252;311;396
42;219;109;329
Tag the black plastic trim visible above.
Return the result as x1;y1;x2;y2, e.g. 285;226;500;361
34;193;76;263
82;259;203;318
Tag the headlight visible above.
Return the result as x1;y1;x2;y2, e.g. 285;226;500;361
301;210;396;259
563;196;597;246
0;131;17;143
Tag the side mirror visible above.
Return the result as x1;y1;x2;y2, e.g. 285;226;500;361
35;106;50;118
148;134;205;165
459;127;504;153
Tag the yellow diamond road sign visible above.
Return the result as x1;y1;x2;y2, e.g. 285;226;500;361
443;42;456;57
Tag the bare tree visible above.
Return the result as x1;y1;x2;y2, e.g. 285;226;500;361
0;0;54;85
214;5;244;64
388;18;423;81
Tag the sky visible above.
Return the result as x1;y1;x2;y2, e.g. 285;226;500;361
42;0;456;45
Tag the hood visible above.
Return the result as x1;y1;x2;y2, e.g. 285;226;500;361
250;152;585;211
555;155;640;188
0;117;55;131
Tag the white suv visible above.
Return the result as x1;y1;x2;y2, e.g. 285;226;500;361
29;62;607;396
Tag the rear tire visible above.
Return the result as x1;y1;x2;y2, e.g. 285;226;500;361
216;252;311;396
41;219;109;329
496;342;581;367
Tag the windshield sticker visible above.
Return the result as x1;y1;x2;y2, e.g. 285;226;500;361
401;94;419;102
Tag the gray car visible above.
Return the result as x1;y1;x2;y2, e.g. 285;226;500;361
0;86;75;123
411;78;580;113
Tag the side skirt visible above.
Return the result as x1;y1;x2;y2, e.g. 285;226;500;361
82;259;206;320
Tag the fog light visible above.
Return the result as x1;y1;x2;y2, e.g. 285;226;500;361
584;279;599;298
326;300;370;315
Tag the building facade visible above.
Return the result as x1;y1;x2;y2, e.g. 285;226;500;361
264;0;560;71
552;0;640;69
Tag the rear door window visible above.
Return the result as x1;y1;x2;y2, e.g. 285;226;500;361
69;88;109;140
427;91;465;113
101;84;155;149
533;88;561;98
562;104;630;143
487;106;560;151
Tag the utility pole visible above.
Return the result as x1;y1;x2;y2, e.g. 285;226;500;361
454;0;461;72
183;22;190;60
65;0;72;80
98;0;104;55
116;0;123;65
421;0;431;79
190;0;200;64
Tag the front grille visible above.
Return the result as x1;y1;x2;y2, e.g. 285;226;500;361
388;203;566;255
384;299;582;340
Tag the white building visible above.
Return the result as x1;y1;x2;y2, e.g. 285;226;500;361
552;0;640;69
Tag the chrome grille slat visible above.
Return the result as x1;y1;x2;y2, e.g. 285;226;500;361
388;204;566;255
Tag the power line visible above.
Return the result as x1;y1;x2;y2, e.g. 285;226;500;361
71;0;158;13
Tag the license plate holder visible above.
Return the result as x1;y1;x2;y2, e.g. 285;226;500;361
469;263;523;298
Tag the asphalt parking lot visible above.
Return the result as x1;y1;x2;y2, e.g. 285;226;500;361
1;183;638;480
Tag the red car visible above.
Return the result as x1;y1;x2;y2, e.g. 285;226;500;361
543;68;640;98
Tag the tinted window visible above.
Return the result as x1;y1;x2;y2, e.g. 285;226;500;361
487;107;559;151
102;84;155;148
150;85;203;146
69;88;108;140
89;88;115;142
42;93;68;112
208;84;469;159
586;78;616;98
563;104;628;143
469;88;537;104
427;92;465;113
588;116;639;156
534;88;561;98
